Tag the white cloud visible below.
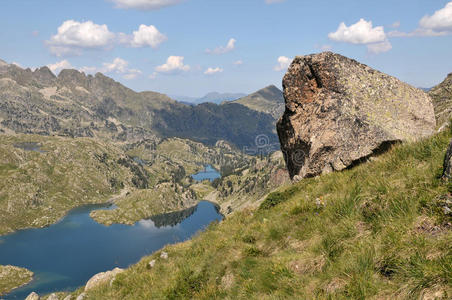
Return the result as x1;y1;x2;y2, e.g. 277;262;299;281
80;58;142;79
155;56;190;74
126;25;167;48
47;20;115;56
420;2;452;33
110;0;183;10
79;66;98;74
233;60;243;65
367;40;392;54
391;21;401;29
102;57;142;79
204;67;224;75
47;21;167;56
328;19;386;44
319;44;332;51
390;2;452;37
328;19;392;54
274;56;291;71
206;38;236;55
102;57;129;73
47;60;73;74
265;0;285;3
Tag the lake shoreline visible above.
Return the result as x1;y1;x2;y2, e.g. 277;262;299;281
1;201;223;299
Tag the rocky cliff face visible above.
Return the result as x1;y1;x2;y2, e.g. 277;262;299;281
277;52;436;180
429;73;452;128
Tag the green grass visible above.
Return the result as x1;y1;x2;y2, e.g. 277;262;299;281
69;128;452;299
0;135;134;235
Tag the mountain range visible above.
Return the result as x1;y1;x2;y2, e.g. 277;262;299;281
0;60;284;149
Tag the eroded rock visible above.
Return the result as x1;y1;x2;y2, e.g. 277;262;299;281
47;293;59;300
277;52;435;179
25;292;40;300
84;267;124;292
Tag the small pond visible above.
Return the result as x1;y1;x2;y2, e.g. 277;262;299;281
191;165;221;182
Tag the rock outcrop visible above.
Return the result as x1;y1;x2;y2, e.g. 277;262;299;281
277;52;436;179
429;73;452;128
84;267;124;292
25;292;40;300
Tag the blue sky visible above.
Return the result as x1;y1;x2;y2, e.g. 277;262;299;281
0;0;451;97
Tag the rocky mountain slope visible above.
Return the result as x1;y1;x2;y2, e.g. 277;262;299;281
277;52;436;179
430;73;452;128
229;85;284;119
0;61;277;149
0;133;252;234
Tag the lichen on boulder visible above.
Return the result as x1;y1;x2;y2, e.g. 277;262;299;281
277;52;436;179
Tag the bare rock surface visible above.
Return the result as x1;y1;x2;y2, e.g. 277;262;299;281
277;52;436;179
84;267;124;292
25;292;40;300
430;73;452;128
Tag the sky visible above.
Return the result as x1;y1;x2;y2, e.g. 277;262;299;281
0;0;451;97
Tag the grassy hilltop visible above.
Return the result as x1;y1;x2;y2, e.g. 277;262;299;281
64;128;452;299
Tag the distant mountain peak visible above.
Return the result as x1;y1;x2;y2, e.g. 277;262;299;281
0;59;8;67
229;85;285;119
33;66;56;83
172;91;247;105
57;69;89;87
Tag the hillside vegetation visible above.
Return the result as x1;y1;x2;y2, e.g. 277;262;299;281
0;134;260;234
67;128;452;299
230;85;284;119
0;134;133;234
0;265;33;296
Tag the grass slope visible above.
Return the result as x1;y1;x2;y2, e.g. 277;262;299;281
0;135;133;235
73;129;451;299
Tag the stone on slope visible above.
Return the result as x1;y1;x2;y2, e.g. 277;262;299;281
84;267;124;292
47;293;59;300
25;292;40;300
277;52;436;179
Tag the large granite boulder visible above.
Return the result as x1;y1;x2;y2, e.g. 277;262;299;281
277;52;436;179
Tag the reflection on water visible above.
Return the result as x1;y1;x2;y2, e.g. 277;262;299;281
1;201;222;299
149;205;198;228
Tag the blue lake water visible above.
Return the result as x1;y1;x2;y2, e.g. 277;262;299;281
0;201;222;299
191;165;221;182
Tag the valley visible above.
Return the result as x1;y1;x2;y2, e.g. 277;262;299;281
0;51;451;299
